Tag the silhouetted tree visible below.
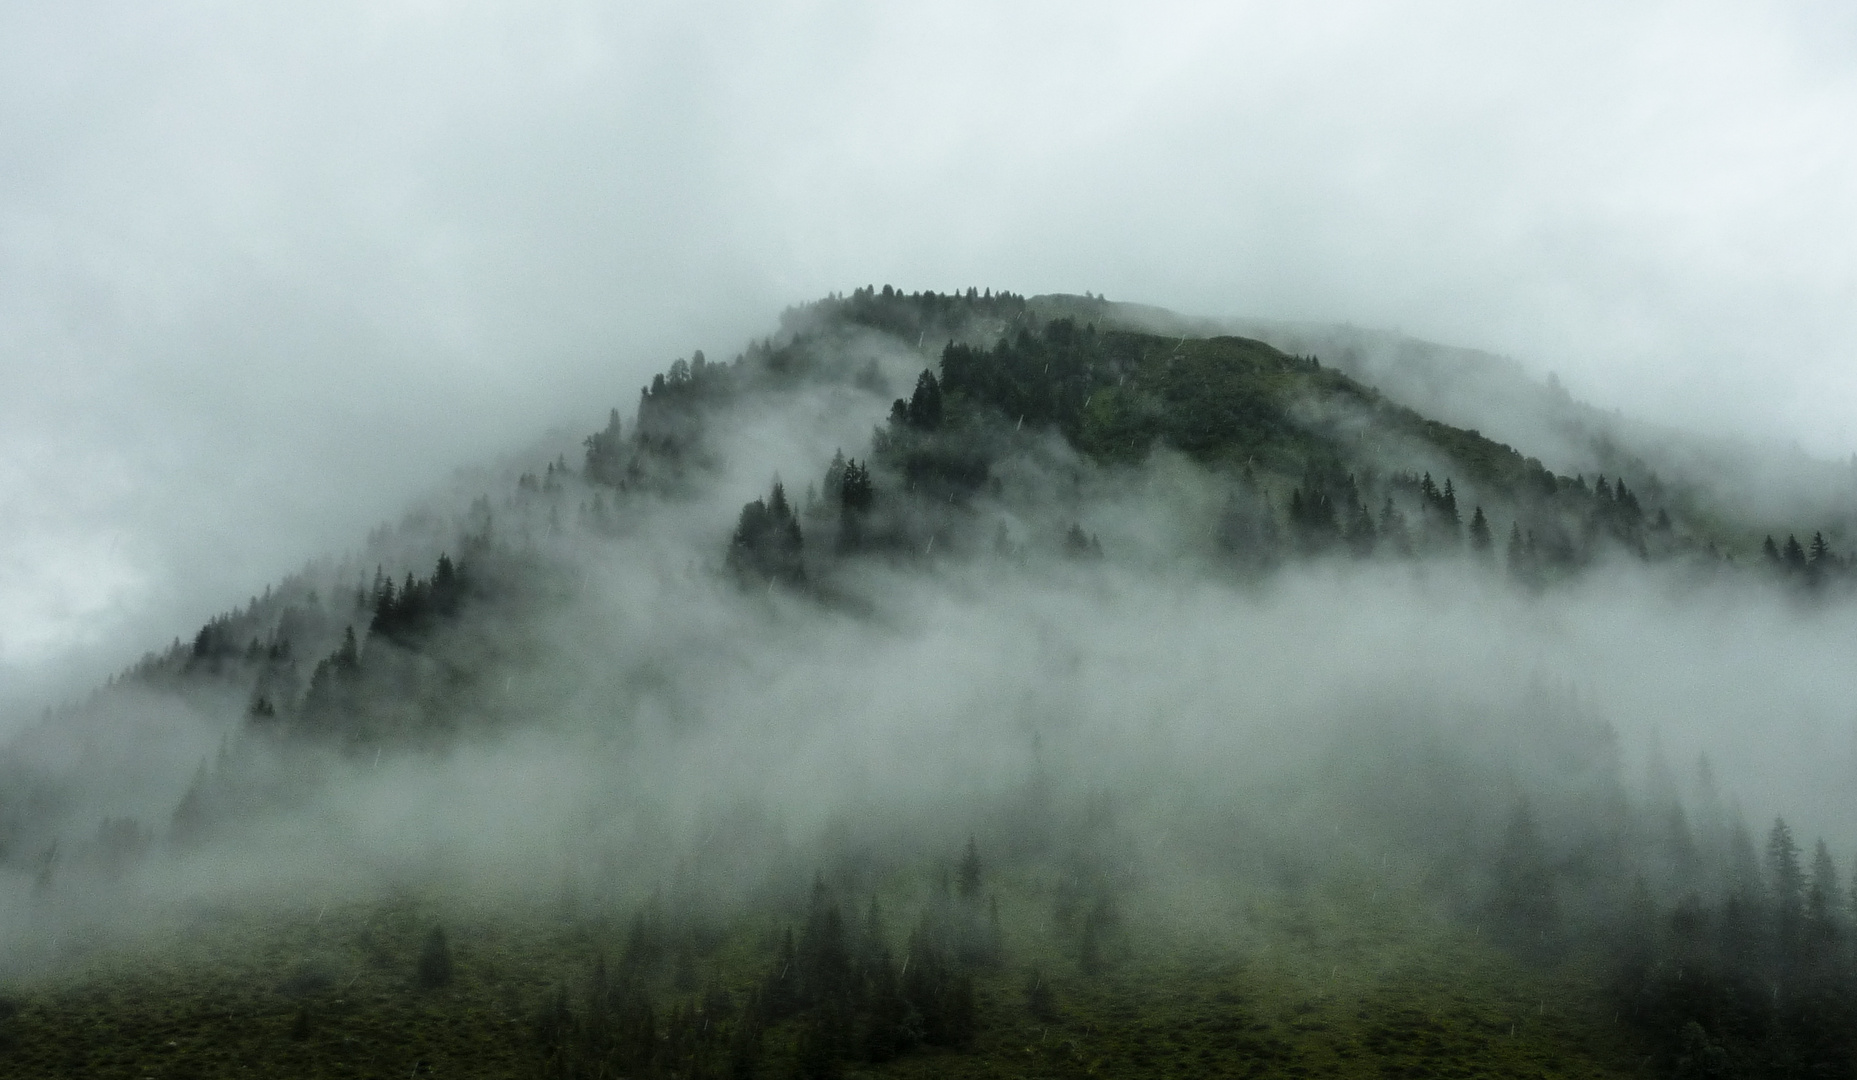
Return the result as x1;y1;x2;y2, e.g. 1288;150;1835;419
583;408;626;486
728;480;805;584
1784;535;1808;573
894;370;944;431
1768;817;1805;968
1469;506;1493;555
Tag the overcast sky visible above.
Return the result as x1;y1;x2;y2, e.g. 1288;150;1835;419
3;0;1856;707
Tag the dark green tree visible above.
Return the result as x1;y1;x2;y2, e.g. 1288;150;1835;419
1379;496;1411;556
728;480;805;584
1784;534;1808;572
821;450;848;511
1505;523;1529;580
837;459;875;553
1343;494;1377;557
1767;817;1805;966
1806;838;1841;959
1469;506;1492;555
900;370;944;430
583;407;627;486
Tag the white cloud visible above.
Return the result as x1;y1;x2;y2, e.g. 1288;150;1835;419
2;0;1854;700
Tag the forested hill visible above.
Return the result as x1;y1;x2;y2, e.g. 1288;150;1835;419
114;285;1853;723
77;283;1851;745
733;285;1842;584
11;286;1857;1079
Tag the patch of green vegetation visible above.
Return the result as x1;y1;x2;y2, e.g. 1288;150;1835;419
0;873;1652;1078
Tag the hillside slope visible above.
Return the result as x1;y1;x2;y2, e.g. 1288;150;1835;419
2;287;1856;1078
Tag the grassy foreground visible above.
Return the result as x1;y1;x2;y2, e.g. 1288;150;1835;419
0;873;1654;1079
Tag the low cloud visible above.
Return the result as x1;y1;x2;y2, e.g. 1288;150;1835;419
3;0;1855;714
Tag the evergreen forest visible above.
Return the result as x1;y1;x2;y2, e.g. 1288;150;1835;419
4;288;1857;1078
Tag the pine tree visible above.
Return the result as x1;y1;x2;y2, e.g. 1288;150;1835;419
1344;495;1377;556
728;479;806;584
1469;506;1492;555
905;370;943;430
1784;535;1808;572
1379;496;1410;556
840;460;873;513
1506;523;1528;580
1768;817;1805;965
584;407;627;486
822;450;848;510
1807;838;1841;955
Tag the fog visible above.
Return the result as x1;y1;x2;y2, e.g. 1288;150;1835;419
9;319;1857;989
5;1;1857;715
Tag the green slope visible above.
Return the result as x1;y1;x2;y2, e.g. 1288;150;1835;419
0;874;1652;1079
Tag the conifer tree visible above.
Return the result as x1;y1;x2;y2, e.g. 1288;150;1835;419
1344;496;1377;556
1469;506;1492;555
728;479;805;584
906;370;943;430
1506;523;1528;580
1379;496;1410;556
1784;535;1808;572
584;407;627;486
1807;838;1841;955
1768;817;1805;965
822;450;847;510
837;459;875;553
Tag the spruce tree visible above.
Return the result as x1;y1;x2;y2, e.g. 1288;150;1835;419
1784;535;1808;572
1344;496;1377;556
1469;506;1492;555
1807;838;1841;954
822;450;847;510
1768;818;1805;965
1379;497;1410;556
1506;523;1528;580
906;370;944;430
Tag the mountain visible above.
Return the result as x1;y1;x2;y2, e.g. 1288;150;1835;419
1;287;1855;1078
1043;292;1857;551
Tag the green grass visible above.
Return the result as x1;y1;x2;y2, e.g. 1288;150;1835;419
0;874;1655;1079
